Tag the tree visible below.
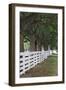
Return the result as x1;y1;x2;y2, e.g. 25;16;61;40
20;12;58;51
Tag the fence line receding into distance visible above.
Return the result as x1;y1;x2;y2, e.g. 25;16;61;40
19;50;52;76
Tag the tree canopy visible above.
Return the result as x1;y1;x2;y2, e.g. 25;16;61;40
20;12;58;51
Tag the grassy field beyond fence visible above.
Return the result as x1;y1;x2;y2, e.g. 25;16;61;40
20;55;58;77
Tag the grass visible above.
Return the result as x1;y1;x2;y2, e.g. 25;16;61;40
20;55;58;77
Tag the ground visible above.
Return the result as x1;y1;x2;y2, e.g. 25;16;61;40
20;55;58;77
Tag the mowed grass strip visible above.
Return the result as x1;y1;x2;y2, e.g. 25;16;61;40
20;55;58;77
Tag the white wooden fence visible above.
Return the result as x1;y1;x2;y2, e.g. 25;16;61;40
20;50;51;75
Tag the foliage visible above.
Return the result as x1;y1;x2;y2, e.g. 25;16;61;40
20;12;58;51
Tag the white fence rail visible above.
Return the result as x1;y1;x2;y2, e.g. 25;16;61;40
20;50;51;75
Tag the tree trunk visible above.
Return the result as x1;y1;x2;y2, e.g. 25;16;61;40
30;35;35;51
20;32;24;52
44;44;48;50
37;41;42;51
35;40;38;51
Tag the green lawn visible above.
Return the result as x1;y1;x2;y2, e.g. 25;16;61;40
20;55;58;77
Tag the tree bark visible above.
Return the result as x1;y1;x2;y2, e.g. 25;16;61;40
30;35;35;51
44;44;48;50
35;40;38;51
37;41;42;51
20;32;24;52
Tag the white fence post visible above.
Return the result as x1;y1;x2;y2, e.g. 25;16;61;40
20;50;51;75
